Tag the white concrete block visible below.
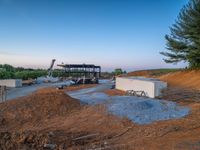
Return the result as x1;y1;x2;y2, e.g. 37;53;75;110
0;79;22;88
116;77;167;98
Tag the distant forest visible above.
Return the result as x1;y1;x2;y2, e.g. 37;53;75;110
0;64;126;80
0;64;66;80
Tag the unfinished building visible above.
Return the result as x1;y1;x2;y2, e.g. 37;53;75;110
58;64;101;84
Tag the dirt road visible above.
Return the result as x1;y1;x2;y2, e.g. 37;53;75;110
6;81;70;100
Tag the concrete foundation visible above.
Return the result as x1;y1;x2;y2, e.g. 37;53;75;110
116;77;167;98
0;79;22;88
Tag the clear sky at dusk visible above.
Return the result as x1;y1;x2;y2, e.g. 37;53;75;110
0;0;189;71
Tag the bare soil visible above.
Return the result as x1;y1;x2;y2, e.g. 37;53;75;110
0;87;132;149
159;70;200;90
1;70;200;149
127;69;200;90
104;89;126;96
64;84;97;91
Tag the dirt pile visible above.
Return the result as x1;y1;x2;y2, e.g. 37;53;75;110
0;131;50;150
1;81;200;149
127;69;200;90
127;69;180;78
64;84;97;91
159;70;200;90
0;88;132;149
0;88;81;131
127;70;155;77
104;89;126;96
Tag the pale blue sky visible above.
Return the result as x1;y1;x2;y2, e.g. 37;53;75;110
0;0;189;71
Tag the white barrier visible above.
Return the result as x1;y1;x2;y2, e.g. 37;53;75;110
116;77;167;98
0;79;22;88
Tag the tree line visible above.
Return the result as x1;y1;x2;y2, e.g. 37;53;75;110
0;64;127;80
0;64;47;80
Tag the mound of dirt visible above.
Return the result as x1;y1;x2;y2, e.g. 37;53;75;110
1;82;200;149
127;70;155;77
127;69;200;90
159;70;200;90
0;88;132;149
0;88;82;131
104;89;126;96
127;69;180;78
64;84;97;91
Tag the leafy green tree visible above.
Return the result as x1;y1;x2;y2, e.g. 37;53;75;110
15;67;25;72
0;64;49;79
52;69;64;77
14;70;47;80
114;68;123;75
0;64;14;72
0;70;14;79
160;0;200;69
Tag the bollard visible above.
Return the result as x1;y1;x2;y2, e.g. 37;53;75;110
0;86;6;102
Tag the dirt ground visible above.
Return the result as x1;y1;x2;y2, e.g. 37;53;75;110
64;84;97;91
127;69;200;90
0;87;132;149
104;89;126;96
159;70;200;90
1;70;200;149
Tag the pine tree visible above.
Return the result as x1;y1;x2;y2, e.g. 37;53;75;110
160;0;200;69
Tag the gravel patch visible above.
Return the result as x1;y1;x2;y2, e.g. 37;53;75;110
68;83;190;124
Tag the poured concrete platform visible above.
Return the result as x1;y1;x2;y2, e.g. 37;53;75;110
116;77;167;98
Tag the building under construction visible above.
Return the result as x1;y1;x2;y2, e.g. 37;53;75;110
57;64;101;84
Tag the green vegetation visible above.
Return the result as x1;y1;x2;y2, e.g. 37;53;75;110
0;64;47;80
161;0;200;69
113;68;127;76
52;69;67;77
14;70;47;80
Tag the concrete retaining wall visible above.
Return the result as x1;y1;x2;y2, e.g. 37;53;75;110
116;77;167;98
0;79;22;88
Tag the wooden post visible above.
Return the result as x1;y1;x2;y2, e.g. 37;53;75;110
0;86;6;103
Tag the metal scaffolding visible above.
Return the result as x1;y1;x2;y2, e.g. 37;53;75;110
57;64;101;79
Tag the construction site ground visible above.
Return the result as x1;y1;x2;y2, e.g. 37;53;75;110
1;70;200;149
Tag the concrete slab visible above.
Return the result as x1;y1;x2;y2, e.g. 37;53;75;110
116;77;167;98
